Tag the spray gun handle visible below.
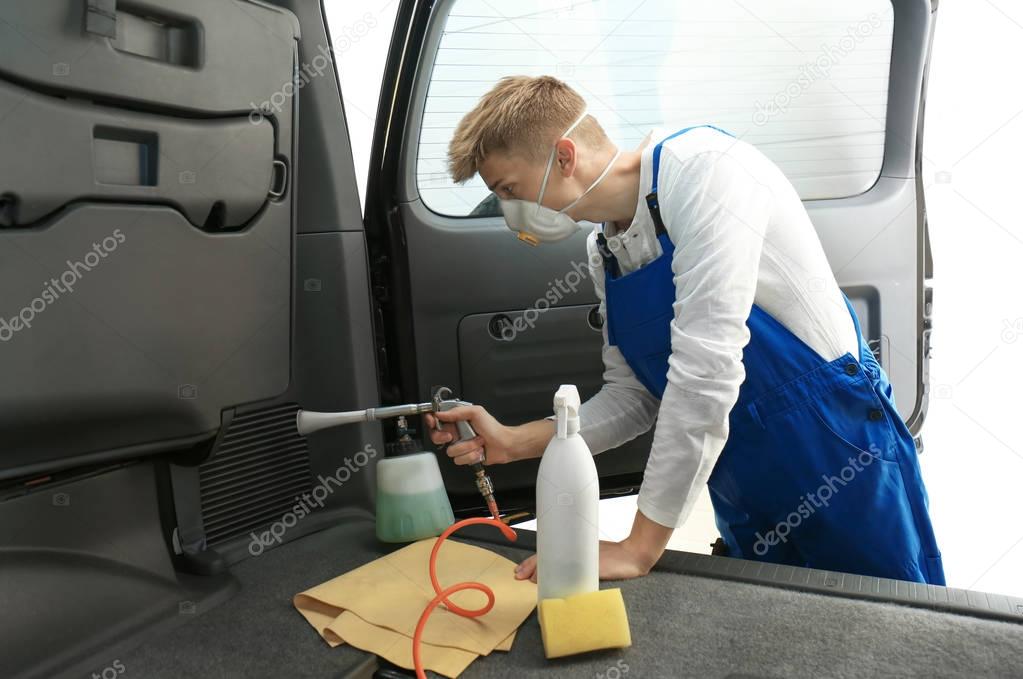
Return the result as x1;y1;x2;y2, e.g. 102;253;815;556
430;388;499;517
457;419;478;442
433;398;478;444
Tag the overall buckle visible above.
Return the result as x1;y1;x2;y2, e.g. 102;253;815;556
645;192;667;237
595;231;620;278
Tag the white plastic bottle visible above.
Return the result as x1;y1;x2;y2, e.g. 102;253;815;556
536;384;599;601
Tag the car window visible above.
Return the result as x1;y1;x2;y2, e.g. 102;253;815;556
416;0;895;217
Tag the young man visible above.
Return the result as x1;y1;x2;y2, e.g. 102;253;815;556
426;76;944;586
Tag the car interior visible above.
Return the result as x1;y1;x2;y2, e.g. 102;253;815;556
1;0;1022;677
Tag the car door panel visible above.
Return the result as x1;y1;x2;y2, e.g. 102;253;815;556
0;0;298;478
370;0;935;511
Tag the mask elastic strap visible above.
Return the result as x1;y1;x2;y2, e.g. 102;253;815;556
560;147;621;214
536;108;589;207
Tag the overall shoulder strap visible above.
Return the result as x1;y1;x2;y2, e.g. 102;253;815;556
598;125;734;276
645;125;734;238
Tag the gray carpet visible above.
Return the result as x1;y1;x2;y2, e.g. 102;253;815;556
116;515;1023;678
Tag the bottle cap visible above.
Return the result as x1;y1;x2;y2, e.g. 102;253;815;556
553;384;580;438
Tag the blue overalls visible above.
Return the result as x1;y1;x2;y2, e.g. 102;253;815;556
598;126;945;585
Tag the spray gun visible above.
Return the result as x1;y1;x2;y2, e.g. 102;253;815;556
295;386;500;519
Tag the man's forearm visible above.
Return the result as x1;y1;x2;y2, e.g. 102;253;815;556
510;418;673;575
508;418;556;461
622;508;674;572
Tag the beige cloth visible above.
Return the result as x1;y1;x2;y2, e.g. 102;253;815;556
294;538;536;678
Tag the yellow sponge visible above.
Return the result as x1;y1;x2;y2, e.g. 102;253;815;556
537;588;632;659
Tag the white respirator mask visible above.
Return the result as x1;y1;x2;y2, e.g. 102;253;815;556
499;109;621;246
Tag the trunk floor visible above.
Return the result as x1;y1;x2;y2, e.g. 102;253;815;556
117;515;1023;678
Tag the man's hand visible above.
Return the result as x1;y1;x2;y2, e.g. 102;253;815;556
424;405;517;466
514;539;655;583
513;508;674;582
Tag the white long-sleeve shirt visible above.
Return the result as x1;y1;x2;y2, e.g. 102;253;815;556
578;126;858;529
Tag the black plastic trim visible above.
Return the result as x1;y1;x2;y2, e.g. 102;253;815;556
0;429;218;484
458;524;1023;627
363;0;430;407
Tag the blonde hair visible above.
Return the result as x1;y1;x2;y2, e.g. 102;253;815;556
446;75;609;184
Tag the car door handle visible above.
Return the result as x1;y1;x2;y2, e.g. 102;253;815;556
488;313;514;341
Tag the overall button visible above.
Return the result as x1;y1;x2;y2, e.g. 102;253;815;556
868;408;884;422
844;363;859;376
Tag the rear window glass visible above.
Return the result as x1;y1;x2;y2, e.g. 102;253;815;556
416;0;895;217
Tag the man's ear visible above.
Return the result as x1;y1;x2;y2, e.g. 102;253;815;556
554;137;577;177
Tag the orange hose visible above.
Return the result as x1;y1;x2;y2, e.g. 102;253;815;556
413;517;518;679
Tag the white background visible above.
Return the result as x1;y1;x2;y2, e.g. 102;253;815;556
325;0;1023;599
